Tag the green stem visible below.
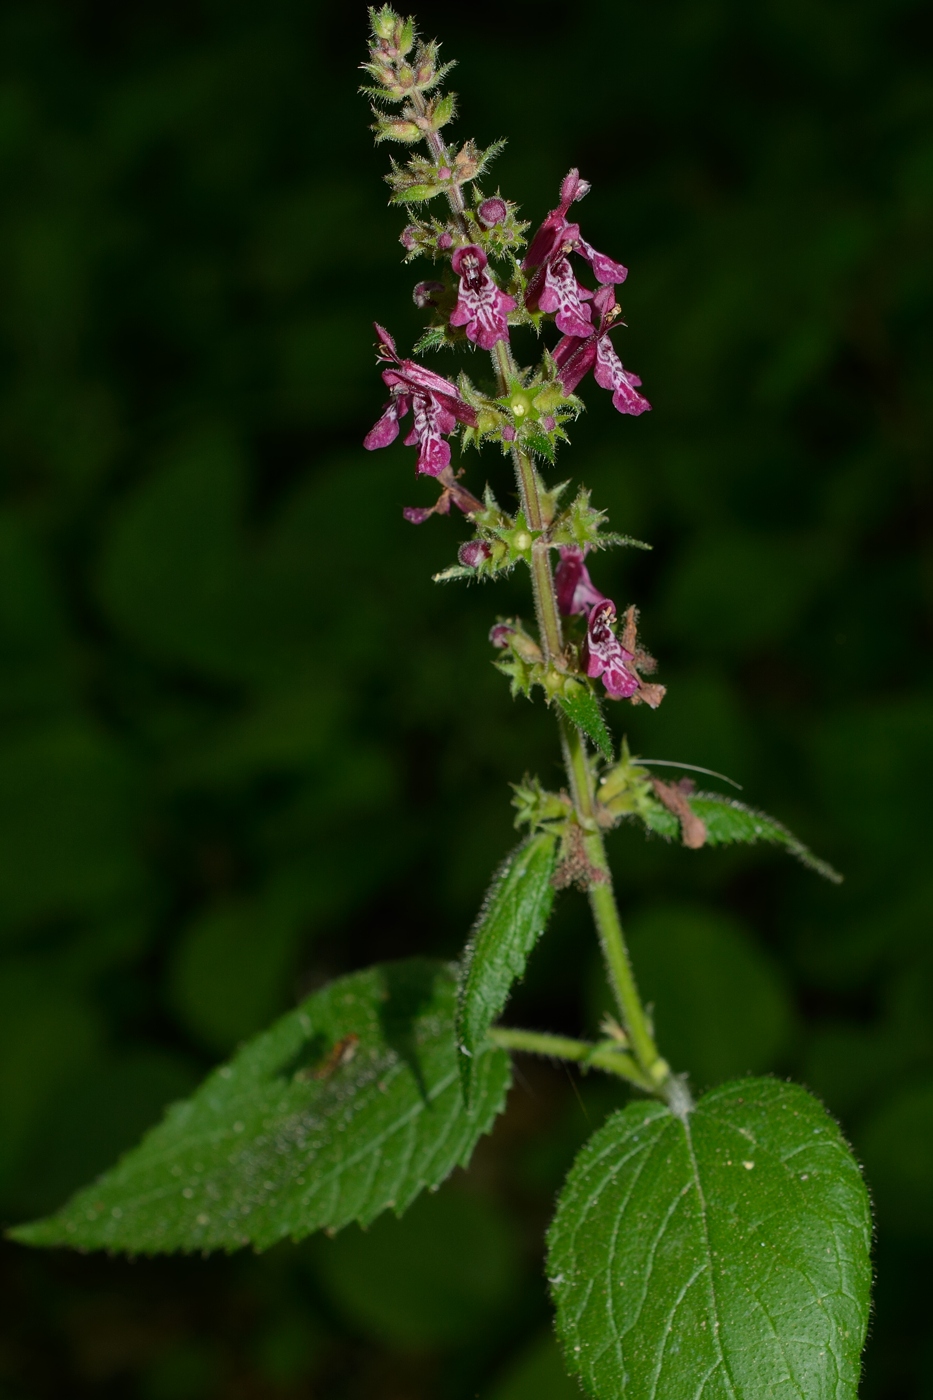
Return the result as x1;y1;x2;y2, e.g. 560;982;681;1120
408;89;468;227
492;341;564;664
484;283;673;1101
488;1027;655;1092
560;715;670;1089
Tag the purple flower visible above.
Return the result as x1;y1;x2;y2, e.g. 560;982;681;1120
552;286;651;416
554;546;608;616
523;169;629;337
364;323;478;477
449;244;516;350
583;600;640;700
403;466;484;525
582;600;665;706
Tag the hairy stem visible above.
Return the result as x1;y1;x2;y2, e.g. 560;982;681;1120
408;89;468;226
488;1027;656;1092
483;251;672;1100
559;717;669;1086
492;340;564;663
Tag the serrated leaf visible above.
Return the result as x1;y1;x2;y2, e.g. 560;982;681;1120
556;689;614;761
11;959;510;1255
457;835;558;1102
525;432;556;463
639;790;841;881
548;1078;872;1400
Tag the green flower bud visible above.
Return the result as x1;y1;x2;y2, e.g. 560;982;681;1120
375;118;422;143
371;6;397;41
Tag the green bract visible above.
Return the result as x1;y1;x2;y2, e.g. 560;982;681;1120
12;960;510;1253
548;1079;871;1400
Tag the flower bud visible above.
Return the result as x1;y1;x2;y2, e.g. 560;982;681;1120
478;197;507;228
437;231;453;250
371;7;397;41
377;118;421;143
560;168;591;206
489;622;515;648
400;225;418;250
413;280;444;308
458;539;493;568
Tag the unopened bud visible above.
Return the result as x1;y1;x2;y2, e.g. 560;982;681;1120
413;280;444;308
372;8;396;42
378;118;421;143
458;539;493;568
478;197;507;228
489;622;515;648
437;231;453;250
400;225;418;250
560;168;591;206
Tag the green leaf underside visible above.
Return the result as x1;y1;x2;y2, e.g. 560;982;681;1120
556;691;614;760
547;1078;871;1400
11;960;511;1255
639;791;841;881
457;835;558;1101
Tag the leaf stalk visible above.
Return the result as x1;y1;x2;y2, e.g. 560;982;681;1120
487;1027;655;1092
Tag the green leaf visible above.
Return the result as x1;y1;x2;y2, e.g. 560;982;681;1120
556;687;614;761
547;1078;872;1400
10;959;510;1254
457;835;558;1102
693;793;842;881
638;790;842;881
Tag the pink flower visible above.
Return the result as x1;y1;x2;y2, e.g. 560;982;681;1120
582;600;665;706
364;323;478;477
552;286;651;416
449;244;516;350
583;600;640;700
523;169;629;337
554;546;608;616
403;466;484;525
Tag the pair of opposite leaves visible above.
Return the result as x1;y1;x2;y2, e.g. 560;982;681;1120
14;823;871;1400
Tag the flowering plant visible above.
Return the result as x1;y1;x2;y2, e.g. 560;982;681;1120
11;13;873;1398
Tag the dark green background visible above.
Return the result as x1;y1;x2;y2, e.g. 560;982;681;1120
0;0;930;1395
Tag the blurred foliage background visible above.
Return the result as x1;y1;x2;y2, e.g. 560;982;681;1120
0;0;930;1395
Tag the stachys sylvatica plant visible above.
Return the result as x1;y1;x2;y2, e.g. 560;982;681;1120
11;12;873;1398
